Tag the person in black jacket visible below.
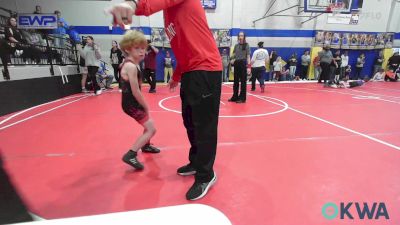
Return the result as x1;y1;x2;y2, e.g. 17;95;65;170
388;52;400;71
110;40;124;88
0;153;33;224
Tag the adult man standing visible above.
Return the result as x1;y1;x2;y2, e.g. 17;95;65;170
144;40;159;93
111;0;222;201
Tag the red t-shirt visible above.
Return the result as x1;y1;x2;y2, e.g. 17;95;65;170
136;0;222;82
144;49;157;70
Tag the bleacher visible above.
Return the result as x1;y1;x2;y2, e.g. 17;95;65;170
0;7;79;81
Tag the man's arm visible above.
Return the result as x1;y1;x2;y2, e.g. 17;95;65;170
135;0;187;16
150;45;159;54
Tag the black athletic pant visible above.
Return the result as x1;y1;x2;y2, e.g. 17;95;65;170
354;67;362;80
319;62;330;83
180;70;222;183
144;68;156;90
0;155;33;224
251;66;265;90
112;64;120;87
355;67;363;80
232;60;247;101
301;65;308;79
87;66;100;93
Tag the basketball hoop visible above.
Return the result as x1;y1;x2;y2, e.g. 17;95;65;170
328;3;342;16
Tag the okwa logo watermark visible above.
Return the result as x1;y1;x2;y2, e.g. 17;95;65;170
322;202;389;220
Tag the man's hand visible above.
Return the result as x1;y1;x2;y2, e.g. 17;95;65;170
168;79;179;92
109;2;136;28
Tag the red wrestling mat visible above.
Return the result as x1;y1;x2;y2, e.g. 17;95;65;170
1;82;399;225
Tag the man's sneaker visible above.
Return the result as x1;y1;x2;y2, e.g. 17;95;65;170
82;88;89;93
141;144;160;153
177;164;196;176
260;85;265;93
186;173;217;201
149;89;156;93
95;90;102;95
122;150;144;170
228;98;238;102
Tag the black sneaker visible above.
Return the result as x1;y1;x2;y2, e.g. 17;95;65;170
122;150;144;170
186;173;217;201
177;164;196;176
141;144;160;154
236;99;246;103
149;89;156;93
228;98;238;102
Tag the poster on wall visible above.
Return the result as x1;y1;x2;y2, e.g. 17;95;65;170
151;28;170;47
314;31;325;47
330;32;341;49
211;29;231;47
366;34;376;50
358;34;368;49
385;33;394;49
375;33;385;49
349;33;359;49
324;32;333;46
341;33;351;49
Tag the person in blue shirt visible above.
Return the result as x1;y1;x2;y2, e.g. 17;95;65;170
53;10;69;48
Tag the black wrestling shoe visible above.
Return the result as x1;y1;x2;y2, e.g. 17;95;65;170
236;99;246;103
177;164;196;176
141;144;160;154
122;150;144;170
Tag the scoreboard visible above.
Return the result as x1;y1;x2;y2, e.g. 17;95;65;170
201;0;216;9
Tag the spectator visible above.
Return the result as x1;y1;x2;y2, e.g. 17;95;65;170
0;39;11;80
355;53;365;80
229;31;250;103
164;50;174;83
268;50;277;81
370;68;385;82
53;10;69;48
96;62;114;89
4;17;38;64
144;40;159;93
313;55;321;81
273;56;283;81
344;65;352;81
110;40;123;87
373;51;384;76
333;50;341;83
388;52;400;71
288;53;297;81
21;29;63;65
221;49;230;82
80;55;89;92
300;50;310;80
79;36;102;95
384;69;399;82
318;45;333;84
250;41;268;93
33;5;42;14
340;51;349;79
